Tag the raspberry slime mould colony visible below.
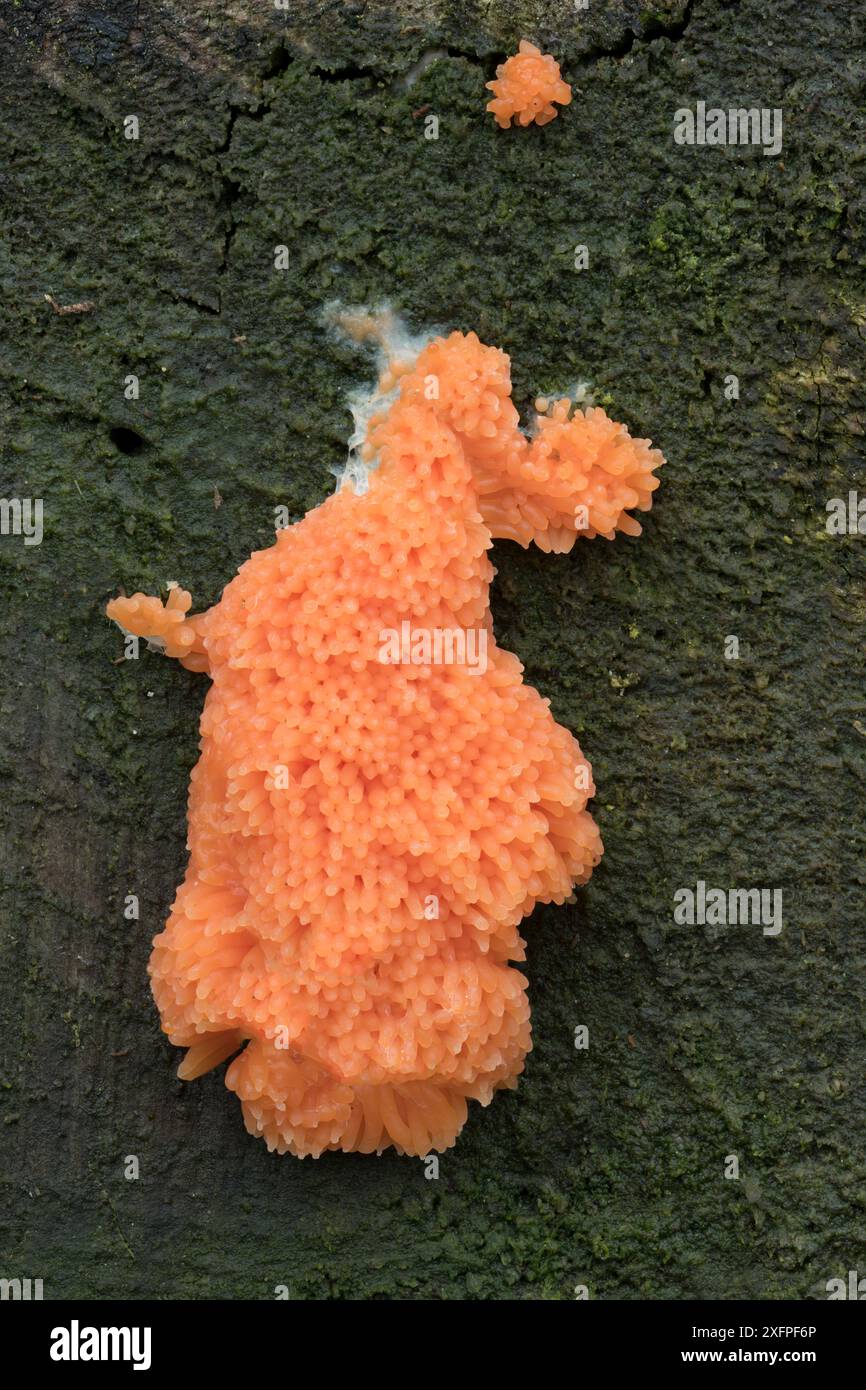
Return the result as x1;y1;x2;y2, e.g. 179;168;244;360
106;316;664;1158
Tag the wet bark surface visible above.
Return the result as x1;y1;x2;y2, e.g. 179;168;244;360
1;0;864;1298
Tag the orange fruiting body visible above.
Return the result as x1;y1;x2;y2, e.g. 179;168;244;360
486;40;572;128
106;327;663;1158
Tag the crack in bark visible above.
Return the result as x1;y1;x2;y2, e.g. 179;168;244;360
209;39;296;309
216;105;245;296
163;286;220;316
577;0;697;66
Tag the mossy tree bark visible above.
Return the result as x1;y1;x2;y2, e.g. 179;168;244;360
0;0;863;1298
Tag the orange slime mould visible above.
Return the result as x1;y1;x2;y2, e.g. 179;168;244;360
106;319;663;1158
486;40;572;128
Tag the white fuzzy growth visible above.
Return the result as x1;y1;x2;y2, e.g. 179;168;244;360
322;302;441;496
529;381;595;436
560;381;594;408
399;47;449;91
335;379;400;496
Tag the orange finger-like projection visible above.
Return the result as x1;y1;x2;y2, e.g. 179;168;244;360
486;40;572;128
107;322;663;1158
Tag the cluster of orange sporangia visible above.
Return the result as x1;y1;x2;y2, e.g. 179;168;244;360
486;40;572;128
107;328;663;1157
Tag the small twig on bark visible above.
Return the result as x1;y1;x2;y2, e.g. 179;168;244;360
44;292;95;315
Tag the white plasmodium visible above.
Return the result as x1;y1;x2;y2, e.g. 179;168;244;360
322;302;440;493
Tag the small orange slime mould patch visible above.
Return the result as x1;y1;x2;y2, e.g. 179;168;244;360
486;40;572;128
107;323;663;1158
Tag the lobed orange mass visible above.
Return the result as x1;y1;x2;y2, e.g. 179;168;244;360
107;324;663;1158
486;40;572;128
